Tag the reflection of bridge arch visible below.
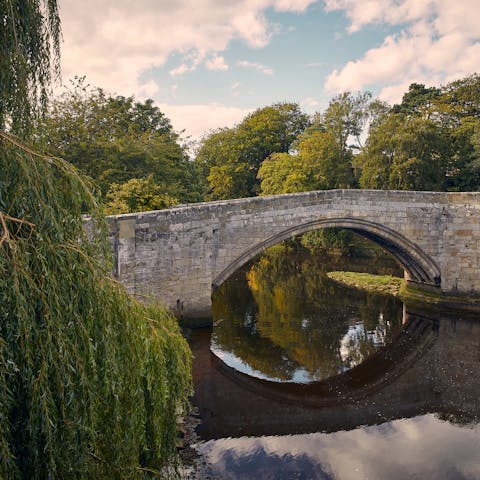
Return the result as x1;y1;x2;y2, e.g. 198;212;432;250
212;218;441;290
208;313;437;408
190;312;480;440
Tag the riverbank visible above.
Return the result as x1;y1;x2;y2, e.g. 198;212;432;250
326;271;403;296
327;270;480;314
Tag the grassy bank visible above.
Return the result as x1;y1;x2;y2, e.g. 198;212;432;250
327;271;404;296
328;271;480;314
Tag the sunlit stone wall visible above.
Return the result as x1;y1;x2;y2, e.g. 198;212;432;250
106;190;480;317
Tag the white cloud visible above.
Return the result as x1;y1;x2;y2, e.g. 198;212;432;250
323;0;480;103
169;63;194;77
136;79;160;98
205;55;229;71
237;60;274;75
274;0;316;11
158;102;253;140
59;0;316;96
324;0;435;33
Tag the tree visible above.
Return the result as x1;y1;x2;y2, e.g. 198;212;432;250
37;77;202;201
299;131;354;189
105;175;179;214
293;92;388;184
358;114;448;191
432;74;480;190
195;102;309;199
258;131;354;195
444;116;480;191
307;91;389;154
1;6;191;477
0;0;61;133
323;91;373;153
357;75;480;192
1;132;191;479
256;152;307;195
392;83;441;116
434;74;480;122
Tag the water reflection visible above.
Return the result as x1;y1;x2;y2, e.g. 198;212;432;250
188;248;480;479
212;247;404;382
196;414;480;480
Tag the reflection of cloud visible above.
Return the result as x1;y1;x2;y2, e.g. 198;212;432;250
211;344;284;382
339;318;387;367
197;414;480;479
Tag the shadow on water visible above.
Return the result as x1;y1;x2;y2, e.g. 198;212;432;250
185;249;480;479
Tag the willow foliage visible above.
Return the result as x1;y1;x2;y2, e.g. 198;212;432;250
0;0;61;132
0;131;192;478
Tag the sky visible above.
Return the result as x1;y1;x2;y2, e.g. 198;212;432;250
58;0;480;141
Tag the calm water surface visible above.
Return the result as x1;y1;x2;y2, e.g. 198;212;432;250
187;249;480;479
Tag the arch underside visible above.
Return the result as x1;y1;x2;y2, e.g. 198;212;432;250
212;217;441;290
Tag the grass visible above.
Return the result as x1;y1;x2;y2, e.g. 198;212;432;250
327;271;404;296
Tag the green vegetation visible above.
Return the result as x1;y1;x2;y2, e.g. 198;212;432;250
194;76;480;201
0;132;191;478
36;77;203;208
358;75;480;191
327;271;404;296
25;72;480;220
195;102;309;199
0;0;60;134
1;3;191;477
105;175;179;215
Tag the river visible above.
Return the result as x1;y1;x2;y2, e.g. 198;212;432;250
184;247;480;479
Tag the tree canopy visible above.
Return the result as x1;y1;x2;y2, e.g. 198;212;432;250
357;113;448;190
0;132;191;478
195;102;309;199
356;75;480;191
105;175;179;214
37;78;203;203
258;130;354;195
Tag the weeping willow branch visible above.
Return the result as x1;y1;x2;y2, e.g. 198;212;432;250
0;131;192;479
0;211;36;249
0;0;61;132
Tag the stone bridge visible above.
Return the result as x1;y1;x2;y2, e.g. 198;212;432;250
107;189;480;318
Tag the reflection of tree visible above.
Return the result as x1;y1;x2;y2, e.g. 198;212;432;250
212;268;301;380
212;246;404;382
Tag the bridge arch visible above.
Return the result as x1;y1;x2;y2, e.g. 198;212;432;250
212;217;441;290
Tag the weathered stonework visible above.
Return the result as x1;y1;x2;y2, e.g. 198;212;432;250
106;189;480;318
